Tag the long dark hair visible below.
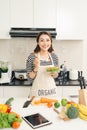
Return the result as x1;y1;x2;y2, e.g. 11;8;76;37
34;31;54;53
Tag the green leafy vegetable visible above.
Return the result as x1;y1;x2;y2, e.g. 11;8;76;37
66;105;79;119
0;112;22;128
46;67;60;73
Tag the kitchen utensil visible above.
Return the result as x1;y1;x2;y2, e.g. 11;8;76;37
82;77;86;89
79;76;87;106
79;89;87;106
14;69;27;80
79;77;83;89
79;76;86;89
23;96;35;108
53;108;69;121
0;62;12;84
69;69;78;80
78;71;83;79
0;68;1;78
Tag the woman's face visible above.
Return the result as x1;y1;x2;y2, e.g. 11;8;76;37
38;34;51;52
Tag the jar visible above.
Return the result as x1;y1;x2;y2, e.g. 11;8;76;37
69;69;78;80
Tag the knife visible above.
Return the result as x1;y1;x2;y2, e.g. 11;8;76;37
23;96;35;108
79;77;83;89
82;77;86;89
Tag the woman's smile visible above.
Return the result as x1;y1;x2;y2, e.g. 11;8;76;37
42;44;50;49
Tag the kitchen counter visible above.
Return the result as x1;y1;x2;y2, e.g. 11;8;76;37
0;78;85;87
0;97;87;130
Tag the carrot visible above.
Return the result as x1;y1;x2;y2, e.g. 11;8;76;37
40;97;58;103
33;100;41;105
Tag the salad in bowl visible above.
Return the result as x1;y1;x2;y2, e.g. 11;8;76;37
46;66;60;73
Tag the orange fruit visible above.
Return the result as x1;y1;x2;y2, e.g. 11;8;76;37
47;102;53;108
12;121;21;129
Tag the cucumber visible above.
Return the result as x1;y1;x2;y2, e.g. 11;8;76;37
5;97;14;106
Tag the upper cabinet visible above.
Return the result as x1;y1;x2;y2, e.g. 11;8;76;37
0;0;86;39
10;0;57;28
33;0;57;28
0;0;10;39
10;0;33;28
56;0;85;40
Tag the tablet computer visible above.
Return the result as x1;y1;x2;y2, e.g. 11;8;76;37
22;113;52;129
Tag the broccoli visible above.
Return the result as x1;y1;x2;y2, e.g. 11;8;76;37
66;105;79;119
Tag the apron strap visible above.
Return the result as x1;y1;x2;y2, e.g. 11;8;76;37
35;52;54;66
49;53;54;66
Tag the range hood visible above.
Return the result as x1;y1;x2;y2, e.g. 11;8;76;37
9;28;57;38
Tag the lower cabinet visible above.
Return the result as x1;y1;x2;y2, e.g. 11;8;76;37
57;86;79;99
0;86;79;98
3;86;31;98
0;87;4;98
57;86;62;98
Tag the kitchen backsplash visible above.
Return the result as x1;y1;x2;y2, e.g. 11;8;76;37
0;38;86;78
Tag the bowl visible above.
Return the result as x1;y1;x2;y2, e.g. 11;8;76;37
46;66;60;73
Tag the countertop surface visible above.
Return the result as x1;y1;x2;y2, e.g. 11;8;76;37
0;78;84;87
0;97;87;130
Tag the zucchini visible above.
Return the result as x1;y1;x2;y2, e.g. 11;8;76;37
5;97;14;106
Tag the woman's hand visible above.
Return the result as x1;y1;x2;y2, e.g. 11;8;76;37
33;58;40;72
28;58;40;79
49;72;58;78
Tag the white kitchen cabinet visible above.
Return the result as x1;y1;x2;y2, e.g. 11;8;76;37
34;0;57;28
10;0;57;28
0;0;10;39
57;86;62;98
0;0;86;39
3;86;62;98
61;86;79;98
57;86;79;99
57;0;85;40
0;87;4;98
2;86;79;99
3;87;31;98
10;0;33;28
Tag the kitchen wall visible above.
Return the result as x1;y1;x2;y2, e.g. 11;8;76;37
0;38;86;78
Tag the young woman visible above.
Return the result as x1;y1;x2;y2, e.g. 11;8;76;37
26;31;59;97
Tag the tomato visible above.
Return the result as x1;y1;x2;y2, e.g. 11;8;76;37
7;106;12;113
54;102;60;108
68;101;75;104
12;121;21;129
47;102;53;108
